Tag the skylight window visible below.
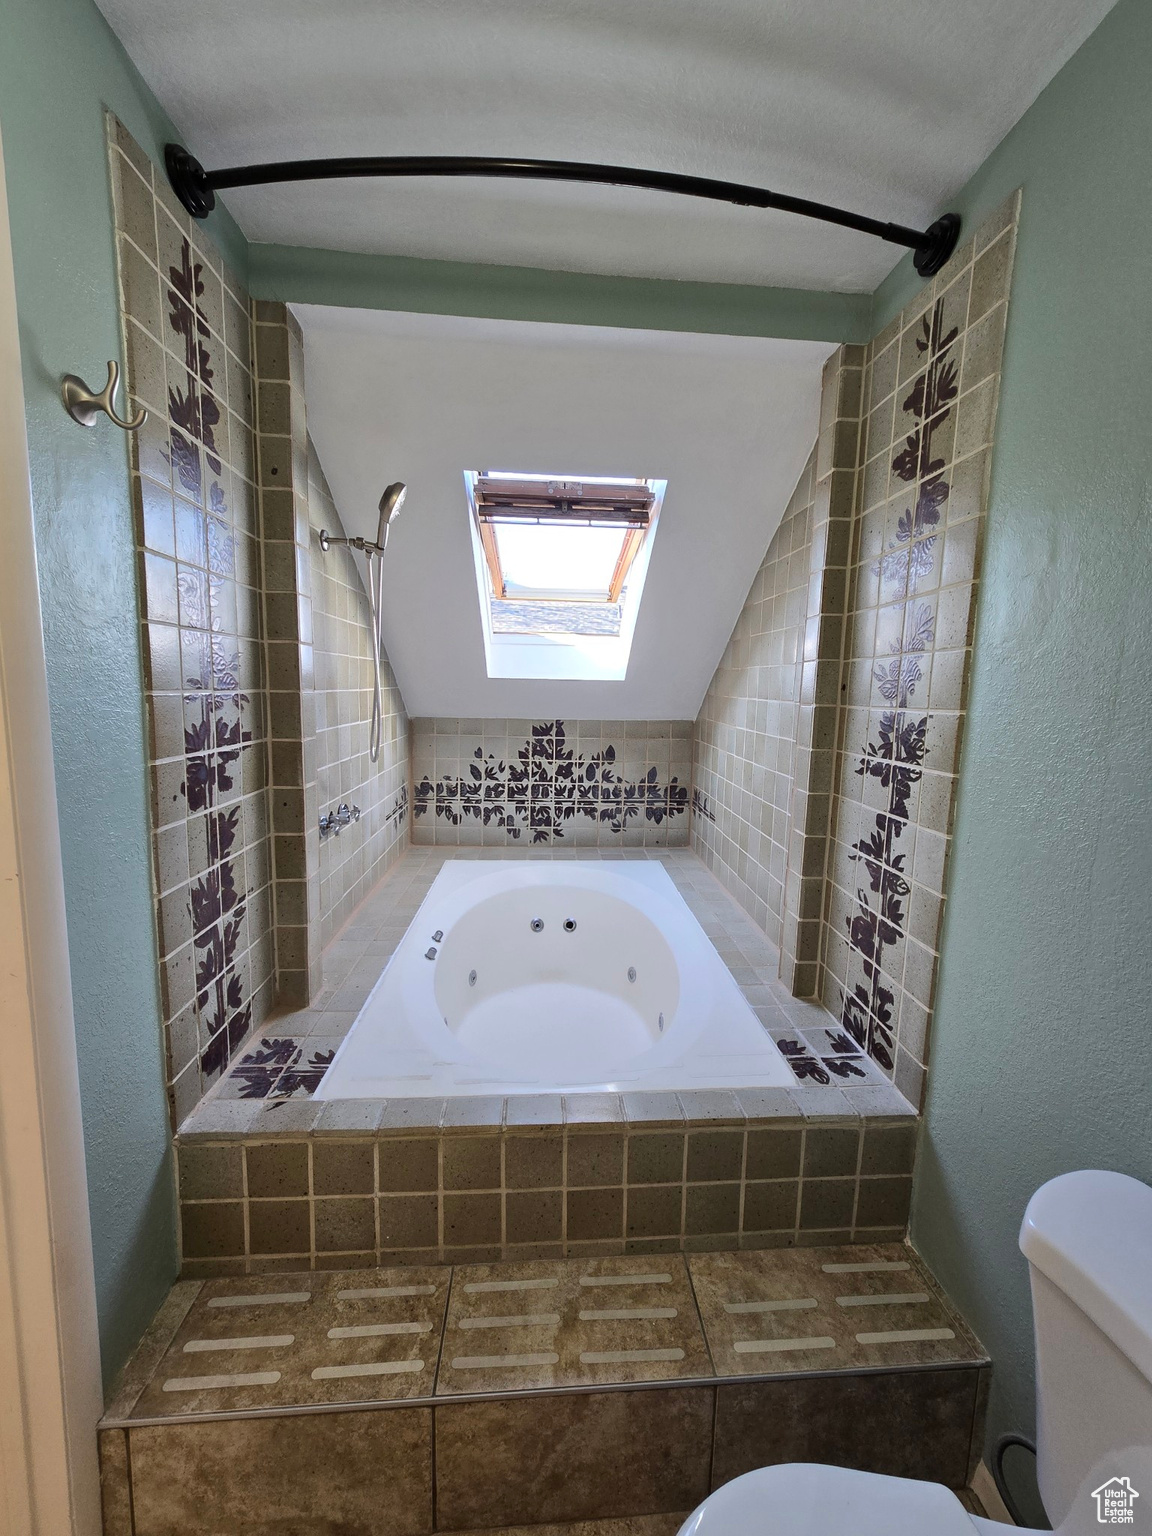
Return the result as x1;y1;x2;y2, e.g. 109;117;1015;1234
465;470;666;681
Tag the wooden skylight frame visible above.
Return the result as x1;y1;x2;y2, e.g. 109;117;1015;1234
473;473;655;605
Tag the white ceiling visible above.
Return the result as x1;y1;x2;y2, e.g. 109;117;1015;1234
296;307;833;718
96;0;1115;290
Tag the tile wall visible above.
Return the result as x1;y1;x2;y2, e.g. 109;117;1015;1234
251;301;321;1004
779;348;863;996
175;1117;917;1274
306;445;409;946
692;452;814;939
412;718;692;845
691;194;1019;1108
821;196;1019;1106
110;118;275;1124
112;117;408;1120
692;343;862;999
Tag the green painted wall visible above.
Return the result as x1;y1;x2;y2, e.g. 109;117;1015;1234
888;0;1150;1506
250;241;870;341
0;0;245;1386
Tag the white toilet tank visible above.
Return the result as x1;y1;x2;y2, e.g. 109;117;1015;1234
1021;1170;1152;1531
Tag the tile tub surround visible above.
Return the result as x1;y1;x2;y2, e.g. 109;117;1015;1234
172;848;916;1273
110;115;409;1122
692;452;814;946
109;118;276;1124
255;302;410;1003
98;1247;987;1534
820;194;1020;1107
253;301;323;1004
307;443;409;947
690;196;1019;1110
692;344;861;1002
412;719;692;846
175;1113;918;1274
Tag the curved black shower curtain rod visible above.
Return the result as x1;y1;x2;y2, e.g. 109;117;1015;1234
164;144;961;278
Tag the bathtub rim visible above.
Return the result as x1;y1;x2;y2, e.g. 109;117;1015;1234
316;859;798;1101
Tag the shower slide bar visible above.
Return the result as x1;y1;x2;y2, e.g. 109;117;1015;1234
164;145;962;278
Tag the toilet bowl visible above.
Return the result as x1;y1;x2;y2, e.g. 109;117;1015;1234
678;1461;1001;1534
679;1171;1152;1536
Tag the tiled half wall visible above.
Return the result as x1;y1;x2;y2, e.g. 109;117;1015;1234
821;196;1019;1106
692;452;813;935
412;718;692;845
307;447;409;946
693;349;862;998
110;119;275;1125
110;117;409;1123
693;195;1019;1107
252;305;410;997
175;1117;917;1275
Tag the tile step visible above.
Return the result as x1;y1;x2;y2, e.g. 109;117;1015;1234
105;1241;984;1424
99;1245;989;1536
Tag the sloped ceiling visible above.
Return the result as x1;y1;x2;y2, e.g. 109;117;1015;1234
93;0;1115;290
296;307;834;717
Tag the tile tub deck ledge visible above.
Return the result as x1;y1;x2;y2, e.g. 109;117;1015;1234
178;1081;916;1141
174;1095;919;1274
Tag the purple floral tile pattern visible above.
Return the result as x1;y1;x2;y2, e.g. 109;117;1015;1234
821;194;1018;1104
165;240;258;1081
414;720;691;845
109;114;275;1125
223;1036;338;1100
839;299;957;1074
691;788;716;823
774;1035;871;1086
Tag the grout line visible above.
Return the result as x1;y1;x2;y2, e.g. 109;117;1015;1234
122;1425;138;1536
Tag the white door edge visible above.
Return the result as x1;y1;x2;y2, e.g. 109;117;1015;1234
0;118;104;1536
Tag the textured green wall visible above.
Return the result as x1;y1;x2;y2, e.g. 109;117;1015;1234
886;0;1150;1499
0;0;244;1386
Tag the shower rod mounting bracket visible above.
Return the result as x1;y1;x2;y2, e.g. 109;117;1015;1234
164;143;961;278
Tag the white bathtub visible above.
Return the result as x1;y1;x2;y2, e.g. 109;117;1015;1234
316;861;793;1100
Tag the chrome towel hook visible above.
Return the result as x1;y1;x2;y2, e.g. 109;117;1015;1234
61;360;147;431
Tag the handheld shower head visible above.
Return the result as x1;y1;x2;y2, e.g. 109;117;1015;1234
376;481;407;549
